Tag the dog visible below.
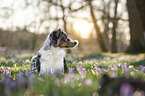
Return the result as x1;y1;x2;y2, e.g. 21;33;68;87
31;29;78;75
99;74;145;96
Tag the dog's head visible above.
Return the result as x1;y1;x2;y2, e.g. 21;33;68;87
49;29;78;48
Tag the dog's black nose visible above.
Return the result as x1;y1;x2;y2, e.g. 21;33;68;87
74;42;77;45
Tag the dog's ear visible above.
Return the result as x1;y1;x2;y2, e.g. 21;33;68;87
49;31;60;47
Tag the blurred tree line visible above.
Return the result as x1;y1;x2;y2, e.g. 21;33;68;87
0;27;47;51
0;0;145;54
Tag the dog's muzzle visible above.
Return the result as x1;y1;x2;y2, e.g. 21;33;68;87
59;39;78;48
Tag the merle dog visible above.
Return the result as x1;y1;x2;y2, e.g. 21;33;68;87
31;29;78;75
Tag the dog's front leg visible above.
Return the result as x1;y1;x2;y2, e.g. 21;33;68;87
64;58;68;73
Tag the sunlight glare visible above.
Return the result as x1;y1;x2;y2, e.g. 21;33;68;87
73;20;94;39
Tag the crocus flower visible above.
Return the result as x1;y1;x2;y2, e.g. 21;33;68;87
18;71;24;76
129;65;134;69
25;70;29;76
111;65;118;71
120;83;134;96
26;59;30;63
140;65;144;71
47;69;51;73
1;68;5;73
121;64;127;70
121;64;129;72
84;79;93;86
76;66;86;74
68;67;74;74
2;75;10;84
114;65;118;71
13;64;17;67
1;65;4;69
5;67;11;74
95;67;101;73
103;69;108;73
51;68;57;74
21;65;24;70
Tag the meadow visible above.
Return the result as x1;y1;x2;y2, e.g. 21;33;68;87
0;53;145;96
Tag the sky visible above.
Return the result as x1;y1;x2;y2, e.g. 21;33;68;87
0;0;35;28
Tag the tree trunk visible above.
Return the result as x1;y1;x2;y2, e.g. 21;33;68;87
32;33;37;50
135;0;145;42
102;6;110;50
111;0;119;53
135;0;145;30
103;20;110;49
126;0;145;53
88;0;108;52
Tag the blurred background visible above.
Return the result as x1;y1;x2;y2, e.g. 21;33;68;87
0;0;145;56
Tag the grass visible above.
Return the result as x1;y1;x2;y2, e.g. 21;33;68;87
0;53;145;96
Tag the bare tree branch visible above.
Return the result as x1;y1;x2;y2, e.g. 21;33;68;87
69;4;87;12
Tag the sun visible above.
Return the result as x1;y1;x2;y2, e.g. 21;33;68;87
73;20;94;39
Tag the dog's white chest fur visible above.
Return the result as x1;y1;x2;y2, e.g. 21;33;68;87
39;47;66;74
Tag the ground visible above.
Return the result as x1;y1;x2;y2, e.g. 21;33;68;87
0;53;145;96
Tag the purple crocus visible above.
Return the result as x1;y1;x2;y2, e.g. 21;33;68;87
114;65;118;71
1;68;5;73
120;83;134;96
129;65;134;69
111;65;118;71
103;69;108;73
18;71;24;76
68;67;74;74
47;69;51;73
84;79;93;86
76;66;86;74
121;64;127;70
95;67;101;73
25;70;30;76
51;68;57;74
140;65;144;71
34;69;38;72
5;67;11;74
121;64;129;72
1;65;4;69
2;75;10;84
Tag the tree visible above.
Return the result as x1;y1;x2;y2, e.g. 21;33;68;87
94;0;128;52
100;0;112;49
135;0;145;30
44;0;86;32
87;0;108;52
111;0;119;53
126;0;145;53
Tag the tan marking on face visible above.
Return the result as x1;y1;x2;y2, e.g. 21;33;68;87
59;41;76;48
